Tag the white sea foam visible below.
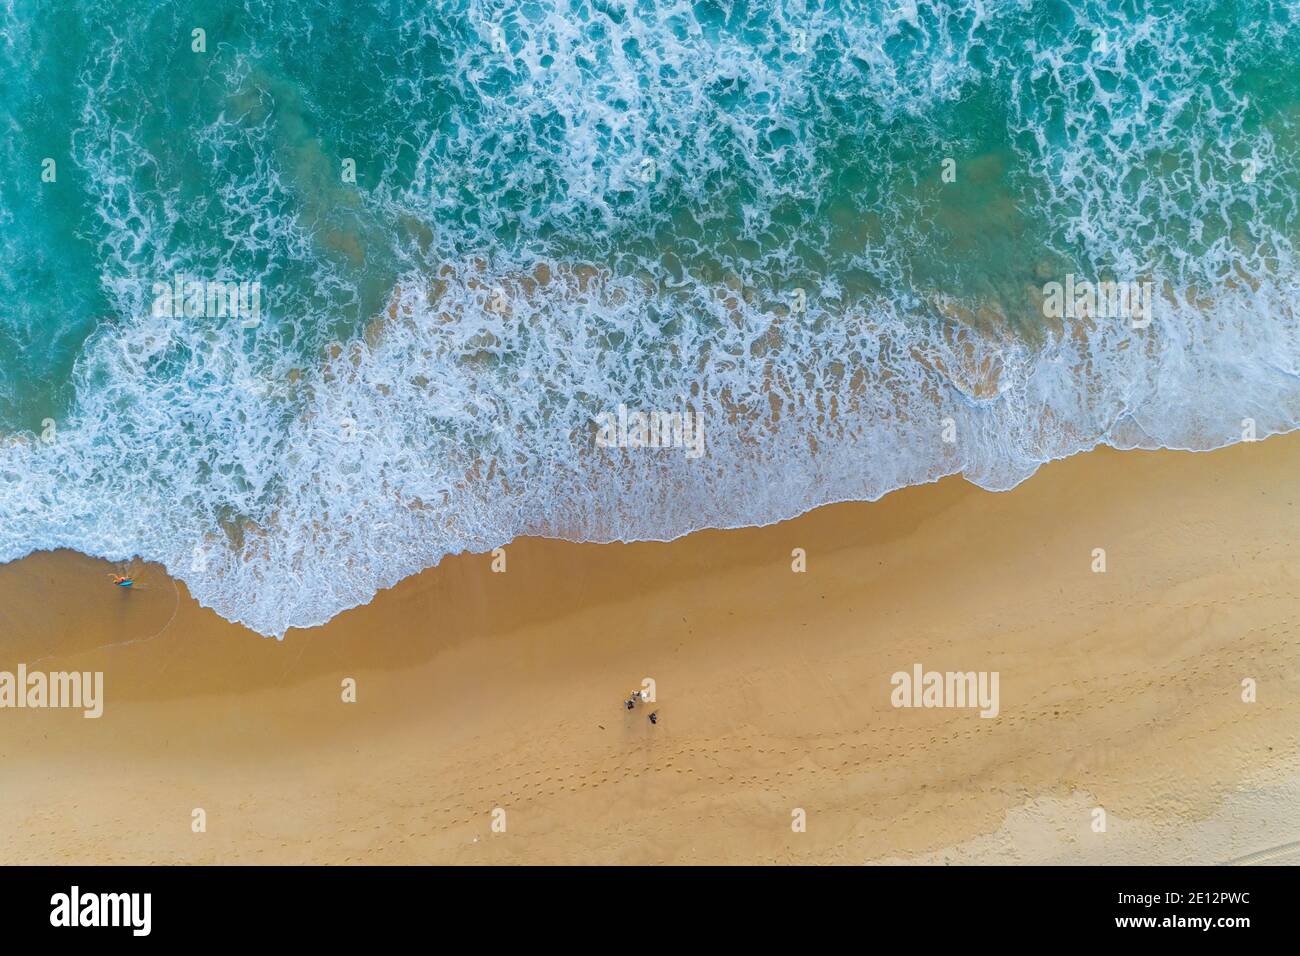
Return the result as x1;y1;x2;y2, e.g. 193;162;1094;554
1;255;1296;637
0;0;1296;636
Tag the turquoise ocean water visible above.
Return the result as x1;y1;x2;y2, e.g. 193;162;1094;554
1;0;1298;635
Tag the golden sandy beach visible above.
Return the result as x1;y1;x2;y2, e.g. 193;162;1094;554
1;435;1299;865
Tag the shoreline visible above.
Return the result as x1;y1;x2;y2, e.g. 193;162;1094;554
2;435;1299;863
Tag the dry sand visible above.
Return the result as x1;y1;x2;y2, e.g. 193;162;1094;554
1;435;1299;864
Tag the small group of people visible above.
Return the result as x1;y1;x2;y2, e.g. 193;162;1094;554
622;689;657;725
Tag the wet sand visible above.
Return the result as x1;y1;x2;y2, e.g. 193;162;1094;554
1;435;1299;864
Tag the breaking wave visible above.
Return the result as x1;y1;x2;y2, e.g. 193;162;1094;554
0;0;1297;635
